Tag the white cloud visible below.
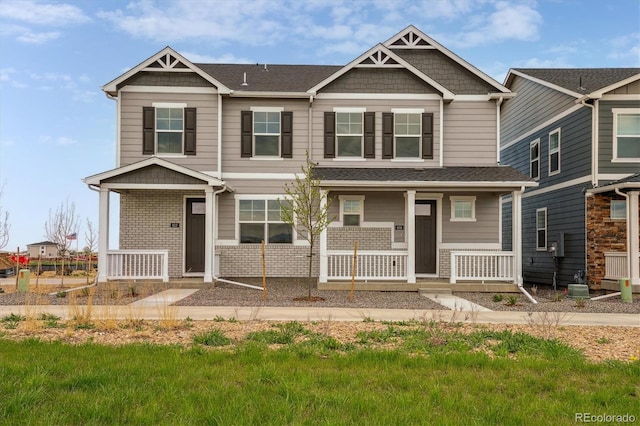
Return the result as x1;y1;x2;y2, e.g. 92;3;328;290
0;0;90;26
39;136;77;146
0;23;60;44
608;33;640;65
181;51;252;64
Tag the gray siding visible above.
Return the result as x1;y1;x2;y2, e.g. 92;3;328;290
501;76;576;145
120;71;212;88
443;101;498;166
320;68;438;94
120;91;218;171
442;193;499;244
597;99;640;176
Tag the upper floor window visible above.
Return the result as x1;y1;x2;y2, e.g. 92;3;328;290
536;207;547;251
241;108;292;158
611;200;626;220
548;128;561;175
381;110;434;160
324;109;374;159
143;103;196;156
530;139;540;180
450;196;476;221
238;198;292;244
612;109;640;161
339;196;364;226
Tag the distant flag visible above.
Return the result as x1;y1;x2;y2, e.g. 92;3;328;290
66;233;77;240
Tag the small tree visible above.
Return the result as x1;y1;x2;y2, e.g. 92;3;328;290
84;218;97;283
280;151;333;300
44;200;80;286
0;187;9;250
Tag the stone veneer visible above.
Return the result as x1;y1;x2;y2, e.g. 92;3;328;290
586;193;629;289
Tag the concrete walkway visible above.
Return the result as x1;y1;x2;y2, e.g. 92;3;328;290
421;293;492;312
130;289;199;307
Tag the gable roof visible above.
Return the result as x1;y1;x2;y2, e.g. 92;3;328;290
505;68;640;98
587;173;640;194
27;241;57;247
102;46;232;96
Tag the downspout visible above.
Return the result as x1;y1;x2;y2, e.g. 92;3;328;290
615;188;631;283
579;97;596;186
106;91;121;168
308;95;314;155
496;96;504;164
217;93;223;179
439;98;444;167
210;185;263;291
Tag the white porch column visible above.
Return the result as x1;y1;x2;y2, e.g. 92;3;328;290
628;191;639;285
319;190;329;283
97;188;110;283
406;190;416;284
512;188;523;285
204;187;214;283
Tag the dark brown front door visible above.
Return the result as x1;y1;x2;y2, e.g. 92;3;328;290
415;200;436;274
185;198;205;273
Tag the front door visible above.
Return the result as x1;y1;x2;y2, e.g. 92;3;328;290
415;200;436;274
185;198;205;273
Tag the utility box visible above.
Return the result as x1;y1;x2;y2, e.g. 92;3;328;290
17;269;30;292
620;278;632;303
567;283;589;299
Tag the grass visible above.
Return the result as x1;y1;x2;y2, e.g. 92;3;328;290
0;326;638;425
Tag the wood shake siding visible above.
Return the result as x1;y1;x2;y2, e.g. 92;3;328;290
500;77;576;145
320;68;438;94
120;92;218;171
312;98;441;167
443;101;497;166
119;71;213;88
103;165;206;185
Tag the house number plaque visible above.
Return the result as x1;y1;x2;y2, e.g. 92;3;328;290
170;223;180;228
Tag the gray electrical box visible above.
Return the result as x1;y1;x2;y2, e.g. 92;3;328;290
549;232;565;257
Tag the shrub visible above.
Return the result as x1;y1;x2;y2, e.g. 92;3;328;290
492;294;504;303
193;329;231;347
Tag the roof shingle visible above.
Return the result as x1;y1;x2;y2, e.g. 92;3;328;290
313;166;533;183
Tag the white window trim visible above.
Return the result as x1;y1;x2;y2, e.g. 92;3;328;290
334;108;365;158
339;195;365;226
612;108;640;162
393;110;423;159
450;196;476;222
251;107;283;158
536;207;547;251
548;128;561;176
152;102;188;156
234;194;294;244
610;200;627;220
530;139;540;180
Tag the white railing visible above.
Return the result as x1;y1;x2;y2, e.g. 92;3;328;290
450;251;515;283
327;250;408;280
107;250;169;282
604;252;628;280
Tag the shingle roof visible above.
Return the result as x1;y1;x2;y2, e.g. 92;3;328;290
27;241;57;247
195;63;341;92
313;166;533;183
512;68;640;95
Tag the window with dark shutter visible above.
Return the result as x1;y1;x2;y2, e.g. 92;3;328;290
184;107;197;155
382;112;394;159
143;106;155;155
422;112;434;159
281;111;293;158
324;112;336;158
364;112;375;158
241;110;253;157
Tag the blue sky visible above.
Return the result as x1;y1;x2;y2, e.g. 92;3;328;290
1;0;639;252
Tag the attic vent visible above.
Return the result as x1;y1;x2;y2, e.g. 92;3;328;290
578;76;586;91
241;72;248;86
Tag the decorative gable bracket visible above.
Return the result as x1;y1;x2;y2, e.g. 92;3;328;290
144;53;190;72
356;49;402;68
388;30;433;49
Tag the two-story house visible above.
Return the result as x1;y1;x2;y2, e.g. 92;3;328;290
500;68;640;292
84;25;536;290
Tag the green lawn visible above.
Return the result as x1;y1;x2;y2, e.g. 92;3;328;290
1;324;638;425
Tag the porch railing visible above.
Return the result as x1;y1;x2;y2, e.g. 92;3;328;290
327;250;408;280
604;252;633;280
450;251;514;283
107;250;169;282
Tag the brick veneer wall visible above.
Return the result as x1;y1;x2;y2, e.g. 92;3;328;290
439;248;506;279
217;244;318;277
586;193;628;289
327;227;392;251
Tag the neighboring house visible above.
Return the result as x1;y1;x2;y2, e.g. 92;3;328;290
84;25;536;287
26;241;59;258
500;68;640;291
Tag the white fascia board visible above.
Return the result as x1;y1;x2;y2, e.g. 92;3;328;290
506;69;582;98
588;73;640;98
100;183;211;191
229;91;311;98
120;86;218;94
385;25;511;93
315;93;442;100
587;181;640;194
102;46;231;96
319;180;538;189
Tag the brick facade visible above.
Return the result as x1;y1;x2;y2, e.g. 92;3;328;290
327;227;393;251
586;193;628;289
217;244;318;277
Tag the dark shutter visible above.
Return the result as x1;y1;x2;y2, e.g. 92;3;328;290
184;107;197;155
241;110;252;158
364;112;375;158
324;112;335;158
281;111;293;158
382;112;394;159
422;112;434;159
142;106;155;155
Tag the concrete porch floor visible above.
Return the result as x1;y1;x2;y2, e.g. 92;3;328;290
317;280;520;293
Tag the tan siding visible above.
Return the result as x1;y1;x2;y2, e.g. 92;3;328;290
441;193;499;243
608;79;640;94
443;101;497;166
120;92;218;171
311;98;441;167
221;98;309;173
